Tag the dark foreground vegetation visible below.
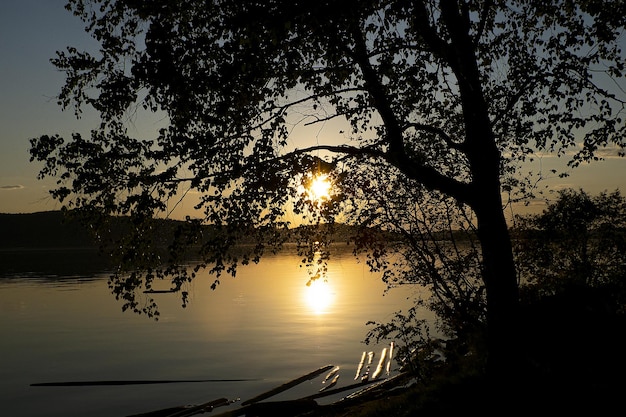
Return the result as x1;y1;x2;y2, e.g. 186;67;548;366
320;287;626;416
329;190;626;416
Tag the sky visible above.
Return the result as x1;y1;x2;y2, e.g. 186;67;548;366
1;1;625;217
0;0;98;213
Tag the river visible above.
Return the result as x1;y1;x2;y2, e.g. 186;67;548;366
0;245;426;417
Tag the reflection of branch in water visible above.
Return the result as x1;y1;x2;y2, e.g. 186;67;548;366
372;347;388;380
319;374;339;392
354;351;366;380
322;366;340;384
386;341;395;376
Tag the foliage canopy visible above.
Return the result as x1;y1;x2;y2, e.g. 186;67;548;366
30;0;626;379
515;188;626;298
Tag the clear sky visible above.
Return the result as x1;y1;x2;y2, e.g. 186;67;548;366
1;1;625;217
0;0;99;213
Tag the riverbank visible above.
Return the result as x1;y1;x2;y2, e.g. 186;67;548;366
309;370;623;416
312;285;626;416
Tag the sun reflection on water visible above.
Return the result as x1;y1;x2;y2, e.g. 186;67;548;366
303;279;335;315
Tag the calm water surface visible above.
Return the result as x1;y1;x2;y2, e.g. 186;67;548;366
0;246;426;417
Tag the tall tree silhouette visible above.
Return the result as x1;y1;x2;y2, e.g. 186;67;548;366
30;0;625;384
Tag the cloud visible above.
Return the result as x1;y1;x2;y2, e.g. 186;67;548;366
550;183;575;191
0;185;24;190
595;146;625;159
564;143;626;159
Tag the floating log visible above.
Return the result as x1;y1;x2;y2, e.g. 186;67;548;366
372;347;388;380
386;342;394;376
359;351;375;381
240;365;334;406
303;379;379;401
31;379;258;387
126;398;230;417
343;372;411;402
161;398;232;417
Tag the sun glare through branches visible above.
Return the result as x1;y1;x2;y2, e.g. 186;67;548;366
309;174;332;202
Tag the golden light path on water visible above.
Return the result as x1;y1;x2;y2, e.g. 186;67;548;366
303;278;335;315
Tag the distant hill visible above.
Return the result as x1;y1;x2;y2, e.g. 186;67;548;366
0;211;192;250
0;211;403;250
0;211;98;249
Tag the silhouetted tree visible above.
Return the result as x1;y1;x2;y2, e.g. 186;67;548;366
515;188;626;300
30;0;626;384
512;189;626;396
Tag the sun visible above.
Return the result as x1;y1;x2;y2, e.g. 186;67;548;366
309;174;332;201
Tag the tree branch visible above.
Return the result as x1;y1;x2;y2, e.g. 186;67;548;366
403;122;465;151
348;21;406;157
303;111;355;127
149;143;387;186
288;143;386;160
410;0;451;60
245;87;365;136
474;0;494;47
490;79;533;128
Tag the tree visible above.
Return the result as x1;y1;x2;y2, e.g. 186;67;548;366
30;0;626;385
512;189;626;392
514;188;626;300
356;185;488;383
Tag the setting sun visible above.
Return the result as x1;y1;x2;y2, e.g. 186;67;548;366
309;174;332;201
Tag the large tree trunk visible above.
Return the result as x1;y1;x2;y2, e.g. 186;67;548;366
473;188;521;381
464;96;522;383
439;0;522;382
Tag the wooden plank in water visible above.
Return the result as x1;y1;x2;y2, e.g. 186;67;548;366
304;379;379;401
240;365;334;406
342;371;411;402
322;366;340;384
386;342;395;376
126;398;230;417
31;379;258;387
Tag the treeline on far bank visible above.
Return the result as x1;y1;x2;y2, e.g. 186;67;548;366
2;188;624;253
0;211;387;250
0;211;352;249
